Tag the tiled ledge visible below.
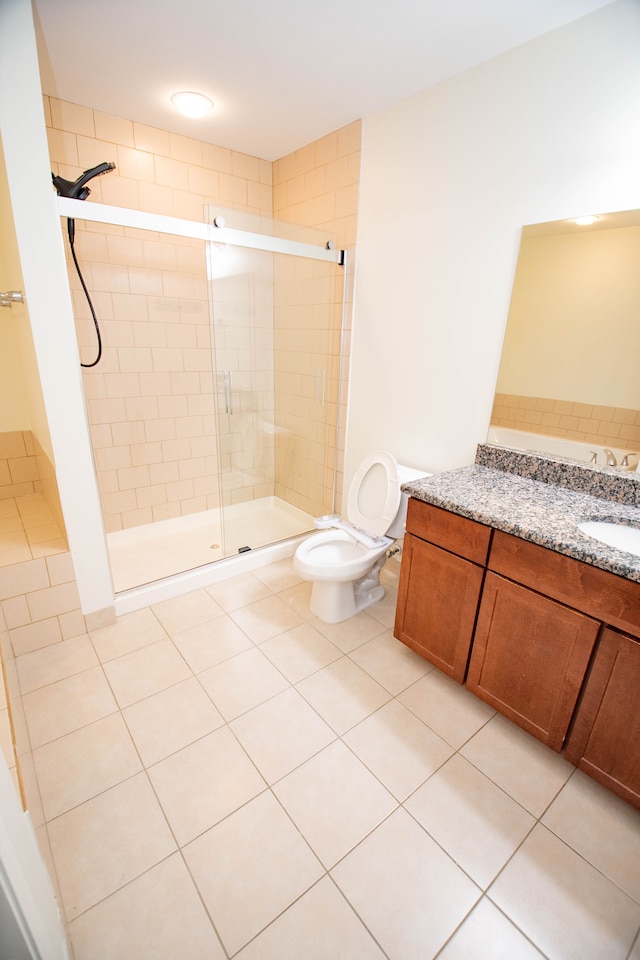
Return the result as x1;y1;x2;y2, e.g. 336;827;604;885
0;430;39;500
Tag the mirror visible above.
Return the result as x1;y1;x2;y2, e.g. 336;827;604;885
489;209;640;468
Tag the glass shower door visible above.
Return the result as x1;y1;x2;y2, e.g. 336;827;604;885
62;196;346;589
208;219;345;559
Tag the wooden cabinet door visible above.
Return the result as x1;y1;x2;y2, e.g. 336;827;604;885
565;628;640;809
394;533;485;682
467;573;600;750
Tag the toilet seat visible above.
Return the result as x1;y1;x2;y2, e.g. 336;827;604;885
294;529;390;583
347;451;401;538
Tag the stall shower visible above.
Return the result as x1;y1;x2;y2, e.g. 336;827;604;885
60;199;348;592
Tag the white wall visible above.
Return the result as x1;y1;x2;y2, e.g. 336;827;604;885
348;0;640;481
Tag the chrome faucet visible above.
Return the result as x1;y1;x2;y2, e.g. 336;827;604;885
604;449;617;467
589;451;598;464
621;452;638;469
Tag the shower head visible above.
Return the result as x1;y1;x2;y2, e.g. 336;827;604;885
51;161;116;201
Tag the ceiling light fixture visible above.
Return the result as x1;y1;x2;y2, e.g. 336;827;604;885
574;215;598;226
170;91;214;119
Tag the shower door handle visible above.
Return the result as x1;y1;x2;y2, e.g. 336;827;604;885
224;371;234;415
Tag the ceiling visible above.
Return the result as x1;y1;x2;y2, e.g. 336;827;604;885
33;0;615;162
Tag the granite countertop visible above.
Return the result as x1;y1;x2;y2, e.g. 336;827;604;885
403;456;640;584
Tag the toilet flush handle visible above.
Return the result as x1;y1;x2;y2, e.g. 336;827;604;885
314;515;341;529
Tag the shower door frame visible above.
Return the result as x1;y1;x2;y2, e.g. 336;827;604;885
57;196;346;589
57;197;343;264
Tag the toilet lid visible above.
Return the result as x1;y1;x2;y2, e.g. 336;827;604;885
347;451;401;537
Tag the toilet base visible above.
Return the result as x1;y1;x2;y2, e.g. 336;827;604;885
308;554;387;624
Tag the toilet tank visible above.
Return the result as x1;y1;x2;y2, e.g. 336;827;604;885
386;465;431;538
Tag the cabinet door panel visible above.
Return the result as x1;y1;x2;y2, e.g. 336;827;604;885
394;533;484;682
565;628;640;809
467;573;600;750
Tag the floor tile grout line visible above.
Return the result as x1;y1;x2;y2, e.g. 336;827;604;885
433;893;553;960
526;818;640;909
14;557;640;958
37;656;639;951
23;614;571;845
175;844;231;959
625;926;640;960
223;871;395;960
29;597;441;936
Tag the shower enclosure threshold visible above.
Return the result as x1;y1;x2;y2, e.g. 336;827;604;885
107;496;314;593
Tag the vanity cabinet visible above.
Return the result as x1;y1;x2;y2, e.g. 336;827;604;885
466;573;599;750
565;628;640;808
395;497;640;807
394;500;491;681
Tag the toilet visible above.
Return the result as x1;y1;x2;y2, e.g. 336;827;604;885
293;452;429;623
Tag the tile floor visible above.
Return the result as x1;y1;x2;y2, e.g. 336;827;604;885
16;557;640;960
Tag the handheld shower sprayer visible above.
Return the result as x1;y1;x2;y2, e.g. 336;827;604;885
51;161;116;367
51;161;116;201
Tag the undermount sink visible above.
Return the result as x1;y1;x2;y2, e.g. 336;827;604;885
578;520;640;558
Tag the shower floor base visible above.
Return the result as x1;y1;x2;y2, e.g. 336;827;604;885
107;496;314;593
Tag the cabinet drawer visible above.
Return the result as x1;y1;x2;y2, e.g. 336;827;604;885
406;499;491;565
489;531;640;638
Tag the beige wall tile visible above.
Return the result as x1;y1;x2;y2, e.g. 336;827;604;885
247;180;272;215
138;180;174;215
98;175;140;210
50;98;94;137
95;446;132;473
491;393;640;448
128;268;163;298
111;421;146;446
172;190;208;221
58;610;87;641
94;112;134;147
219;173;248;206
44;552;75;586
10;618;63;657
337;122;361;157
0;433;28;459
104;373;142;399
169;133;203;166
47;128;78;167
186;164;220;198
76;134;118;170
42;95;52;126
2;595;30;630
155;155;189;191
112;292;149;323
202;142;233;173
48;97;357;529
27;581;82;623
115;145;155;183
133;123;171;157
232;152;261;182
0;558;50;601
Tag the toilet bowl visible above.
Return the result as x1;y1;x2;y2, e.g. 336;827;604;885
294;452;429;623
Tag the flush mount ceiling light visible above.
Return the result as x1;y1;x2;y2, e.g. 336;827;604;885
574;215;599;226
170;91;214;118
